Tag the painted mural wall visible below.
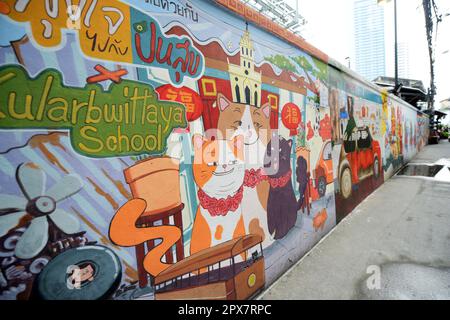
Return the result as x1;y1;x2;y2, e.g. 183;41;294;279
0;0;428;300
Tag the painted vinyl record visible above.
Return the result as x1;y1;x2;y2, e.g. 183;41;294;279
35;246;122;300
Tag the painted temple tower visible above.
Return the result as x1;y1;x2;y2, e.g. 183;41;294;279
228;25;262;107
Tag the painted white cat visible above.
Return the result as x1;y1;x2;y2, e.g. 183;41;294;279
190;134;247;255
216;93;274;249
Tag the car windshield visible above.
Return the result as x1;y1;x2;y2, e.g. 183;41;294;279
356;127;373;149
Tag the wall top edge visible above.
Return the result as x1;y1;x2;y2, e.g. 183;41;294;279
214;0;429;118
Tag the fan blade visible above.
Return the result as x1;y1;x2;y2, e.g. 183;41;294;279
0;194;27;211
16;163;46;200
46;174;83;202
49;208;80;234
15;216;49;260
0;211;27;237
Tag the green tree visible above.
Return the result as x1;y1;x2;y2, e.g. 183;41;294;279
265;54;329;99
265;55;297;73
292;56;328;95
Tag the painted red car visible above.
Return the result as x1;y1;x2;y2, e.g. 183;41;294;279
313;140;334;199
339;126;382;199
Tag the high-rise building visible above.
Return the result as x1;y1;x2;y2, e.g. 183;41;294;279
354;0;386;81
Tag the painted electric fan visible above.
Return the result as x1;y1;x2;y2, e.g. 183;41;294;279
0;162;83;259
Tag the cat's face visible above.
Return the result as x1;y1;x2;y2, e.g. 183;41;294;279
192;134;245;198
216;93;271;146
264;137;293;177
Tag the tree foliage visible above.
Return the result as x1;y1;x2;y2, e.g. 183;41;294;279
265;55;297;73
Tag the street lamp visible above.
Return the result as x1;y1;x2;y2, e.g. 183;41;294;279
378;0;399;94
345;56;351;68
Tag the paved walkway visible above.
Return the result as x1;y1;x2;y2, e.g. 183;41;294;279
259;140;450;300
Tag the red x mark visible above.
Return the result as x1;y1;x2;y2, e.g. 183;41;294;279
86;65;128;84
0;2;11;15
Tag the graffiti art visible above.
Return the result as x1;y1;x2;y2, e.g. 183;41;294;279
0;0;428;300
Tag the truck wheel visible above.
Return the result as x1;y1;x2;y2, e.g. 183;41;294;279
317;176;327;198
340;167;352;199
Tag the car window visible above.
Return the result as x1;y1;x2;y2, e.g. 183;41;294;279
357;127;372;149
323;143;332;160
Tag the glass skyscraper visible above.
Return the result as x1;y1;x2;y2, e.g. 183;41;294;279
354;0;386;81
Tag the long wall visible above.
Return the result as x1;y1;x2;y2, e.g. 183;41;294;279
0;0;428;300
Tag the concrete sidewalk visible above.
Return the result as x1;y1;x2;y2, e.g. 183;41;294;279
259;140;450;300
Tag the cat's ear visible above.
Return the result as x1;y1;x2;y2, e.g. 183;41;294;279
261;103;271;119
231;135;245;160
232;135;244;151
193;134;206;150
217;93;231;112
287;139;293;149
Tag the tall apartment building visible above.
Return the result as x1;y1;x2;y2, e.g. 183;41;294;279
354;0;386;81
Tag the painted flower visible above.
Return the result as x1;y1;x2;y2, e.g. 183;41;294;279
133;21;147;34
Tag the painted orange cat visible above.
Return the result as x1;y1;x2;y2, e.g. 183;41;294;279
190;134;247;255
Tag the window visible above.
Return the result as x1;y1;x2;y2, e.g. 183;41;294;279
235;84;241;103
323;142;332;161
245;86;251;104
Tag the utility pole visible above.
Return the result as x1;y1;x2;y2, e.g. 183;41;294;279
422;0;442;112
377;0;399;95
394;0;398;92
